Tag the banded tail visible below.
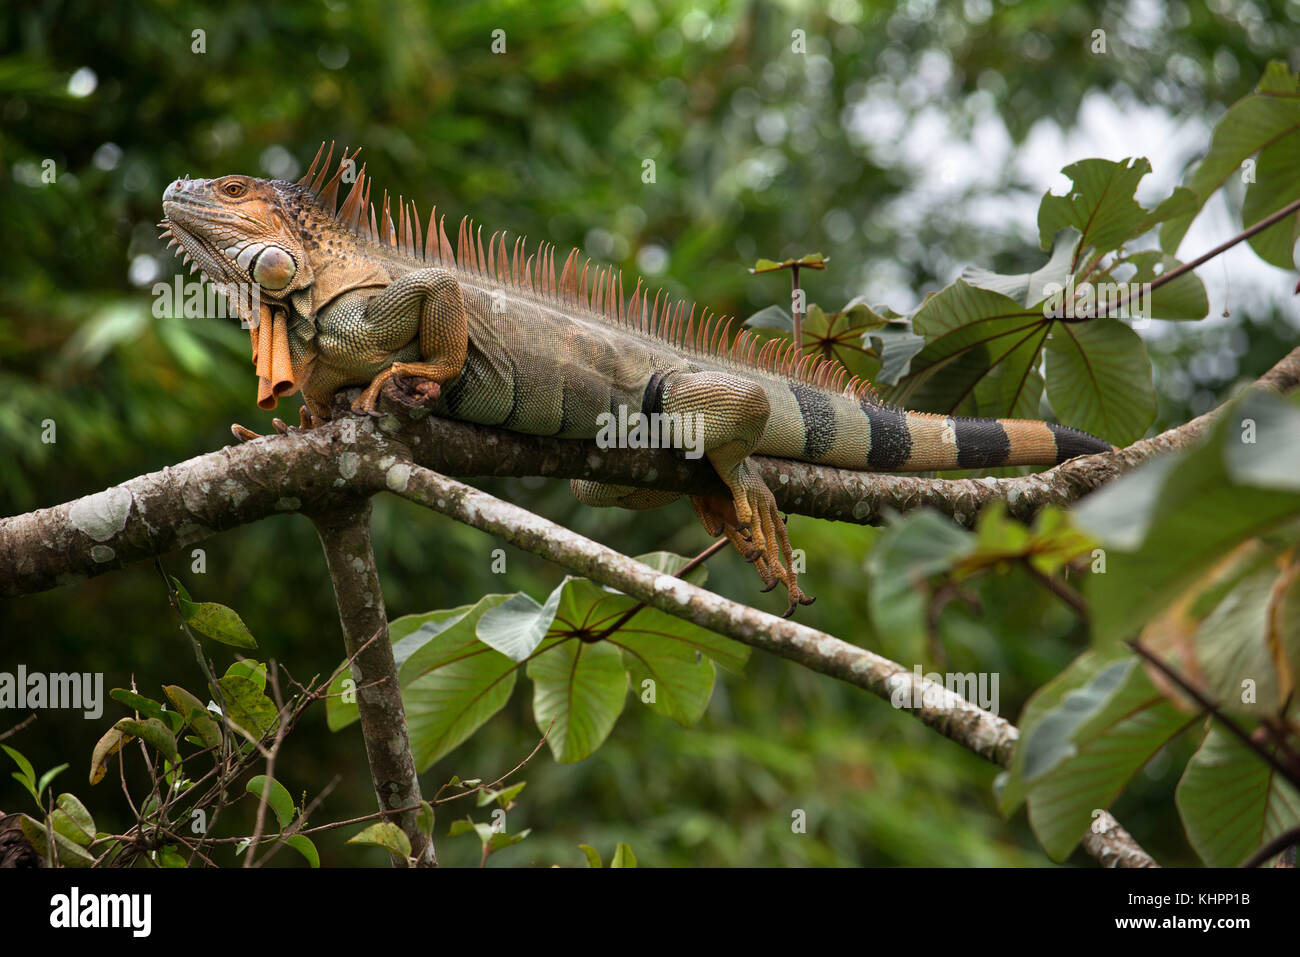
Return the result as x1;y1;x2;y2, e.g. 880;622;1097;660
755;381;1113;471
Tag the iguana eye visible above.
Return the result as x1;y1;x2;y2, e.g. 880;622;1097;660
223;182;246;197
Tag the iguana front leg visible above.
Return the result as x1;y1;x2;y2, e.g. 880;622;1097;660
346;268;469;415
661;371;813;617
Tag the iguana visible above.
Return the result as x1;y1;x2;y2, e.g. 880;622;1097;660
160;143;1111;616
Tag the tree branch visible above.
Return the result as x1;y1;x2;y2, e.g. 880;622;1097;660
5;344;1296;599
308;498;435;867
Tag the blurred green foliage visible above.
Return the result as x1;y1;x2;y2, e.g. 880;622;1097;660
2;0;1297;866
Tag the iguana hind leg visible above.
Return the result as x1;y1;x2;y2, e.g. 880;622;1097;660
570;481;681;510
350;268;469;415
662;371;812;616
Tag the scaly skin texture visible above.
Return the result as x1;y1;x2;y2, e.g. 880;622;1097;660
161;145;1111;615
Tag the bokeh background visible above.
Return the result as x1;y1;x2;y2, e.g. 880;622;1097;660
2;0;1298;866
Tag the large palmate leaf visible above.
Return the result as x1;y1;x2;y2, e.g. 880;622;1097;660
553;577;748;727
1161;61;1300;255
1243;126;1300;270
1043;318;1155;445
528;638;628;763
1121;251;1209;321
744;299;892;385
1037;158;1193;264
1008;654;1196;860
1176;722;1300;867
403;613;521;771
895;280;1048;418
964;228;1079;306
1077;390;1300;647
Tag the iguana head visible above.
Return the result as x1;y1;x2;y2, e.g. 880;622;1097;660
161;145;406;322
161;173;313;301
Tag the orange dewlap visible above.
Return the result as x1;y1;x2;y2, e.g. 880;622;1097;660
252;303;300;410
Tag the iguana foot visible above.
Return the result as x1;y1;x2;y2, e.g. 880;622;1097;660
691;490;814;617
352;362;446;416
231;423;261;443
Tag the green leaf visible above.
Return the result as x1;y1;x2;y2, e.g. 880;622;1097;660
547;575;746;727
157;845;187;868
476;782;526;808
416;801;436;838
610;842;638;868
477;587;563;662
749;253;826;273
1122;251;1209;320
170;576;198;618
347;822;411;859
1020;656;1196;860
1037;158;1178;259
246;775;296;830
1078;391;1300;645
865;509;976;653
1162;61;1300;254
529;637;627;762
284;834;320;868
36;763;68;797
187;602;258;649
1243;128;1300;270
485;829;530;855
109;689;171;724
1222;391;1300;492
89;725;132;785
163;684;222;749
51;793;95;846
19;814;95;867
742;304;792;329
1176;723;1300;867
964;228;1080;306
999;646;1138;815
215;675;278;741
578;843;602;868
798;300;888;383
634;551;709;587
401;594;515;681
898;281;1048;419
114;718;180;765
1044;318;1155;446
224;660;267;690
2;744;35;785
866;319;927;386
403;612;520;770
1191;555;1288;715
